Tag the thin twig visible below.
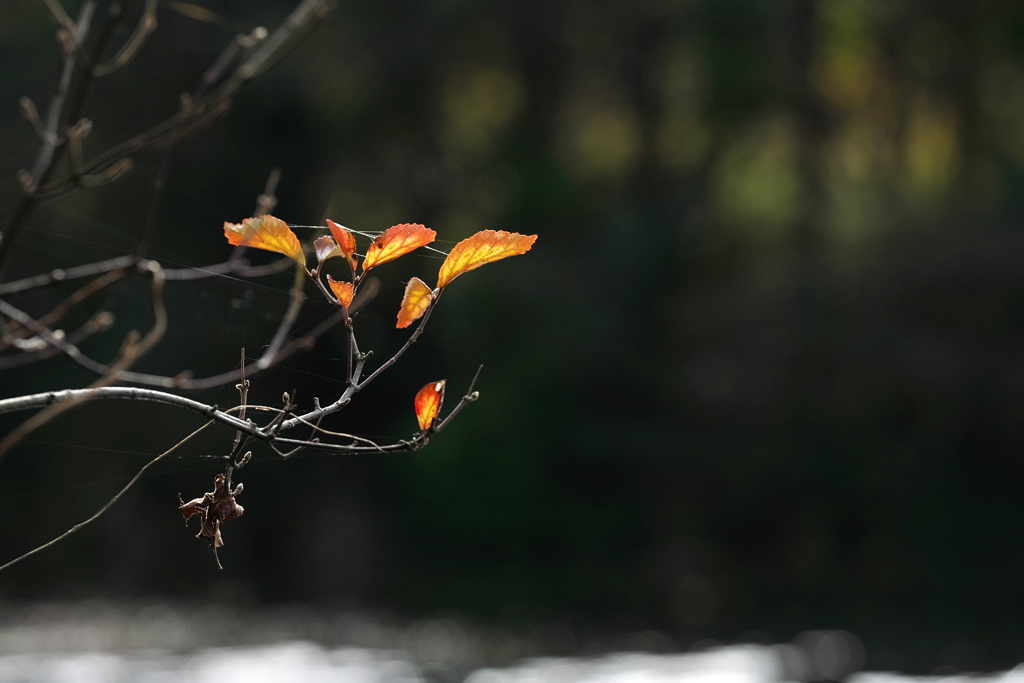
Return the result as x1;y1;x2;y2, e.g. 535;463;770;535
91;0;157;76
432;365;483;433
39;0;74;31
134;146;172;259
258;261;306;370
61;0;131;127
228;348;250;469
19;97;48;142
0;257;377;384
0;0;97;276
0;311;113;369
43;0;334;193
1;0;334;276
254;166;281;217
0;262;167;462
117;306;346;390
0;255;136;295
287;415;384;448
0;254;297;295
268;434;423;455
0;418;215;572
0;298;110;375
0;267;129;353
0;288;337;389
356;297;438;390
162;256;295;281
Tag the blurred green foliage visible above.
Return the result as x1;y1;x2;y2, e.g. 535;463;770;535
3;0;1024;673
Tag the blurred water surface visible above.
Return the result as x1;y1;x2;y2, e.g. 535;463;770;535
3;638;1023;683
0;600;1005;683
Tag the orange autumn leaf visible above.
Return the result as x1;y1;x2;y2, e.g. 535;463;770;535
362;223;436;272
414;380;446;431
326;275;355;308
437;230;537;289
326;219;358;260
314;235;341;262
223;215;305;265
396;277;434;329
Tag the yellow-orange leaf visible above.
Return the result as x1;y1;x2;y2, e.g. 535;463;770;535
314;235;340;262
327;275;354;308
437;230;537;288
362;223;436;272
223;215;305;265
326;219;358;260
396;277;434;329
414;380;446;431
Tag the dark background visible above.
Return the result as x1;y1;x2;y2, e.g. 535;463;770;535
3;0;1024;674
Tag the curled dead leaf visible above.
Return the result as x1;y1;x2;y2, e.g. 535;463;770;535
314;235;341;262
178;474;244;564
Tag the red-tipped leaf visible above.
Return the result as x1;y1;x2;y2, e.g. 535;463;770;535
415;380;446;431
327;219;358;259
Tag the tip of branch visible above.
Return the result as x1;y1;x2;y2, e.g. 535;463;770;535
17;170;35;194
19;97;37;120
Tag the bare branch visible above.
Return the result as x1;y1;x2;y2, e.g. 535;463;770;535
0;0;334;275
0;255;136;295
78;157;134;187
356;297;438;390
229;348;250;466
254;166;282;217
0;386;248;429
258;262;307;370
0;262;167;461
200;26;267;93
38;0;75;32
0;0;96;275
287;415;383;449
116;305;347;390
47;0;335;190
0;311;113;370
65;117;93;173
0;266;128;353
0;386;423;457
0;283;337;389
19;97;47;142
432;366;483;433
162;256;296;281
0;253;371;384
91;0;158;76
0;298;110;375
